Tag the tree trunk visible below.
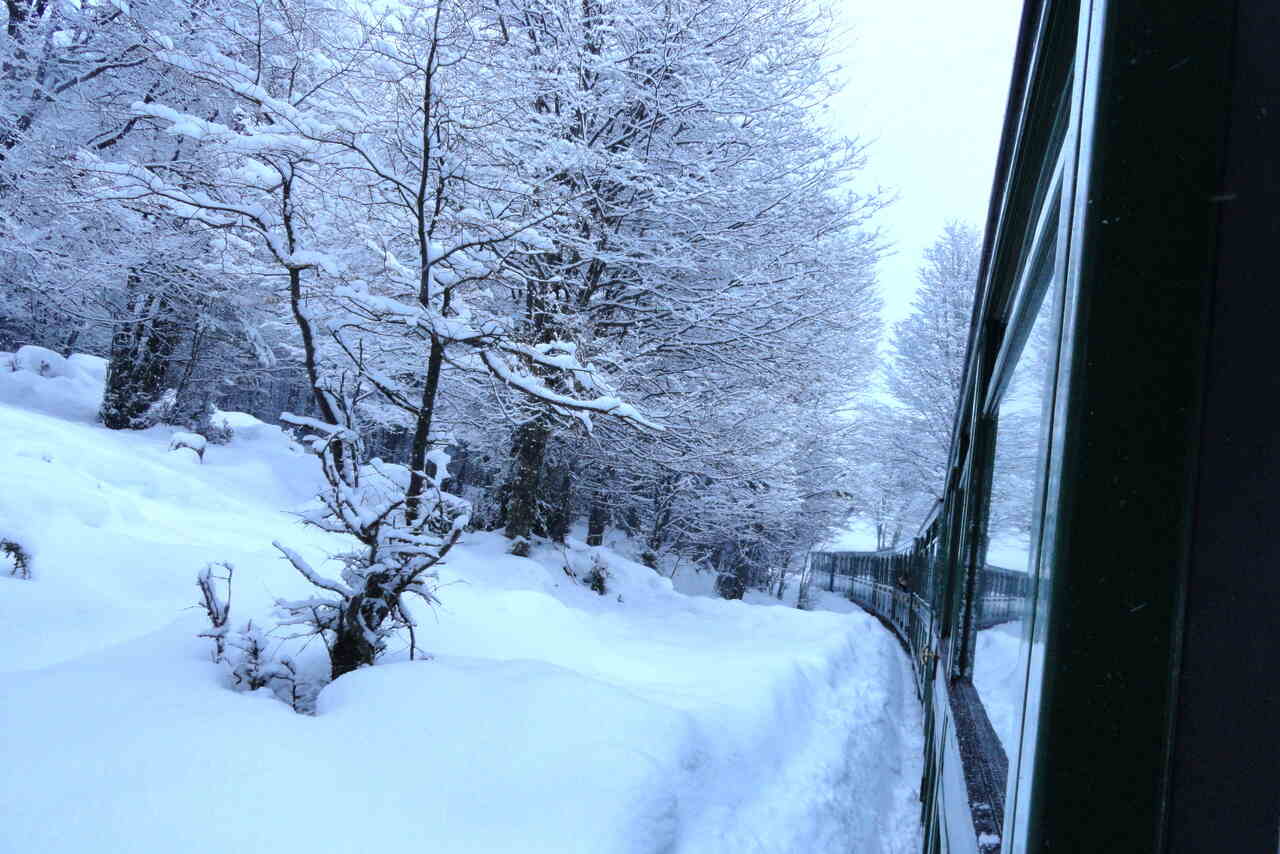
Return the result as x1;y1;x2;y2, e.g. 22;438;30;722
586;491;607;546
504;415;549;555
329;574;393;680
713;543;747;600
406;335;446;522
329;617;376;681
545;468;572;544
100;278;181;429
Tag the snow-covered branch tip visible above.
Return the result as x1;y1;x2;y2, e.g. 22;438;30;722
480;349;662;433
196;561;233;661
272;541;352;597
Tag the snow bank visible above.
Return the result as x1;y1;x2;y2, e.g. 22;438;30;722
0;401;323;668
0;386;922;854
973;623;1025;756
0;346;106;421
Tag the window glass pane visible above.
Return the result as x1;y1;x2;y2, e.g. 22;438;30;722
972;235;1061;802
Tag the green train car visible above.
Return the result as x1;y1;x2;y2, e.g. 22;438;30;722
813;0;1280;851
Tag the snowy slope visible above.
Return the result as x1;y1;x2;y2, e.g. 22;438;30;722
0;363;922;854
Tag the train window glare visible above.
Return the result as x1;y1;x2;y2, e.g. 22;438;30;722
971;232;1061;808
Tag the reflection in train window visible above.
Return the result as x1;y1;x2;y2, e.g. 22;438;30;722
972;240;1061;776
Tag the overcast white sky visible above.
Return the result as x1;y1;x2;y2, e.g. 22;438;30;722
828;0;1024;328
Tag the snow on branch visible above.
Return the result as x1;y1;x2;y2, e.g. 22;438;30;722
280;412;357;440
271;541;352;597
480;349;661;432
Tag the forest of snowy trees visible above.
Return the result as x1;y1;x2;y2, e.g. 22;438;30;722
0;0;992;605
0;0;897;598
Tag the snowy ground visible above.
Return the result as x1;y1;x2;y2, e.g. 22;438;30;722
973;622;1025;758
0;353;922;854
976;537;1032;758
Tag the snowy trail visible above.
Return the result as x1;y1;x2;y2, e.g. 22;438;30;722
0;394;922;854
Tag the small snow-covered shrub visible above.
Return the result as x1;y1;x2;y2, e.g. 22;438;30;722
585;552;609;596
0;347;104;420
169;430;207;461
194;563;317;713
170;446;202;464
188;403;234;445
14;345;68;378
204;414;235;446
228;621;318;712
270;656;318;715
2;539;31;579
228;621;274;691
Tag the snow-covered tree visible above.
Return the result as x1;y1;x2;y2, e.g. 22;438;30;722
273;409;470;679
468;0;885;567
881;221;981;515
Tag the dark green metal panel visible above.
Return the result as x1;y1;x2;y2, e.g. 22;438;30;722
1164;2;1280;849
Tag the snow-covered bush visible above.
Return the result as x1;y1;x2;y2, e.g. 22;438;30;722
585;553;609;596
2;539;31;579
169;431;207;461
274;415;470;680
227;621;275;691
65;354;108;383
199;406;236;445
269;657;316;715
195;563;317;713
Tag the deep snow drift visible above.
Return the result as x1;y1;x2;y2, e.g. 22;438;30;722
0;353;922;854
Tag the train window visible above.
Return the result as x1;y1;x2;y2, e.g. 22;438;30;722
970;183;1064;843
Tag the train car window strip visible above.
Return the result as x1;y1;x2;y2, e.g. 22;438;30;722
985;245;1069;852
980;0;1058;304
984;175;1064;414
1004;81;1086;846
985;84;1073;327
